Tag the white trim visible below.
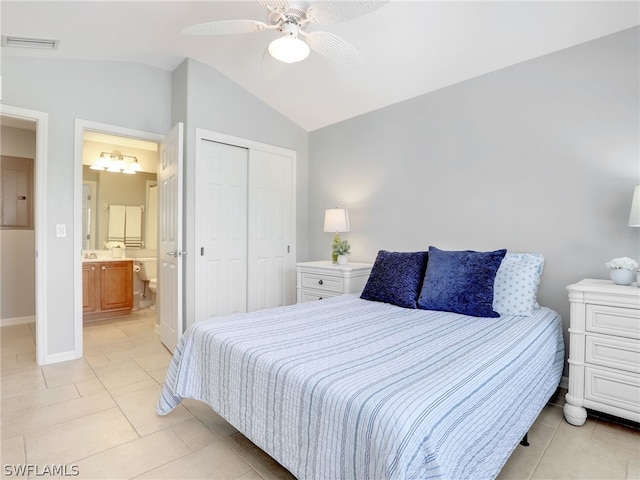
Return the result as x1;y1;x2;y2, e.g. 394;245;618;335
40;350;82;365
1;315;35;327
74;119;163;360
0;104;48;365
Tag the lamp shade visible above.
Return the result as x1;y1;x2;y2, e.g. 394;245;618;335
324;208;350;233
629;185;640;227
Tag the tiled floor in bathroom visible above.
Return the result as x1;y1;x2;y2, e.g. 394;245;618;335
1;308;638;479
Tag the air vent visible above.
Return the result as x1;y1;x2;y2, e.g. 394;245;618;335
1;36;59;50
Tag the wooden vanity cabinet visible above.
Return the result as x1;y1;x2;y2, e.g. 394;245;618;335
83;260;133;322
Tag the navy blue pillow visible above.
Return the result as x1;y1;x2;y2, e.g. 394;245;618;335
417;246;507;318
361;250;428;308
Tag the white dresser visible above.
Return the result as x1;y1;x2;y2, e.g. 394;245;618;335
296;261;373;303
564;279;640;426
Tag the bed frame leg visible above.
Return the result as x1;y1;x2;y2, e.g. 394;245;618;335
520;433;530;447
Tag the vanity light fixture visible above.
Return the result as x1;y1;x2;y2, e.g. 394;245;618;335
90;152;143;174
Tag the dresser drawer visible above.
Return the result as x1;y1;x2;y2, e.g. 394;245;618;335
584;366;640;413
586;304;640;339
300;289;339;303
300;272;344;294
586;334;640;374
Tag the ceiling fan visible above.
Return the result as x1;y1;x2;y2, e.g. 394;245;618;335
181;0;388;68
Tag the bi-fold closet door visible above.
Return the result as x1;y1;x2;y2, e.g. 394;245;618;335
194;133;296;323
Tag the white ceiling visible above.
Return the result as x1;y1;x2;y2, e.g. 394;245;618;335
2;1;638;132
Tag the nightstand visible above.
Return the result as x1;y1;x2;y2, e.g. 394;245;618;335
564;279;640;426
296;261;373;303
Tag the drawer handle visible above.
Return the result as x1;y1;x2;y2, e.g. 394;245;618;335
101;266;106;270
319;297;323;300
90;266;96;271
318;279;323;285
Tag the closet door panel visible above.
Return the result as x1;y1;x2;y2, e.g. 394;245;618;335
247;149;295;312
195;140;248;322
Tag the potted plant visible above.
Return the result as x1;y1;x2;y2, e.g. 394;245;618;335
332;239;351;265
104;241;126;258
605;257;638;285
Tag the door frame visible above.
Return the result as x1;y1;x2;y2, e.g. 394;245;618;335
189;129;297;330
0;104;48;364
73;119;163;358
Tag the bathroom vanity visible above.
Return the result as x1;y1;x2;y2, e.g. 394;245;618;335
82;259;134;322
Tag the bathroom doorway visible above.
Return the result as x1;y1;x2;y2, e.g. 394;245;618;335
78;126;161;333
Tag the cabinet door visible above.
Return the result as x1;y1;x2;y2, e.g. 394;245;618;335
100;262;133;311
82;263;99;313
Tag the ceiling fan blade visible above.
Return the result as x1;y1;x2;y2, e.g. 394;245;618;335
257;0;289;13
261;47;287;80
305;0;388;24
181;19;269;36
303;31;366;67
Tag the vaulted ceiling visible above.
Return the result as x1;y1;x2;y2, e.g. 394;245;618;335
2;1;638;131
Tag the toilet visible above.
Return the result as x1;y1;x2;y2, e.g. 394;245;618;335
135;257;157;296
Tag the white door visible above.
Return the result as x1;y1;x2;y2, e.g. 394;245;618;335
195;139;248;322
247;149;295;311
158;123;184;352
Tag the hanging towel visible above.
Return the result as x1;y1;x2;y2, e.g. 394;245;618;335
107;205;126;243
125;205;143;248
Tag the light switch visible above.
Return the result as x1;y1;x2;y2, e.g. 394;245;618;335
56;224;66;237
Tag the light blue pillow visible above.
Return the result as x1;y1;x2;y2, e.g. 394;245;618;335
492;253;544;316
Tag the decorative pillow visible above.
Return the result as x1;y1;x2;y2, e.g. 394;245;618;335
417;246;507;318
361;250;428;308
492;252;544;315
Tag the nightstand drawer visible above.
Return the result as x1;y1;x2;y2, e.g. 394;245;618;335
300;289;339;303
586;334;640;374
584;366;640;413
300;272;344;293
586;304;640;339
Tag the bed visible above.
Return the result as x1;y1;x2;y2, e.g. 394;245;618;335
158;248;564;480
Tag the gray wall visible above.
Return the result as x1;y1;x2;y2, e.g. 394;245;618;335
172;58;309;329
1;125;36;320
308;27;640;361
2;55;309;358
2;57;173;355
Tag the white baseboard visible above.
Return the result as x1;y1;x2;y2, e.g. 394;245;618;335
560;375;568;390
1;315;35;327
39;350;82;365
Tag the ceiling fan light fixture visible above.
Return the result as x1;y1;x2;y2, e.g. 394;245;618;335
269;35;310;63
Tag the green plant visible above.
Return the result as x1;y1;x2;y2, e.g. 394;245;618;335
332;239;351;256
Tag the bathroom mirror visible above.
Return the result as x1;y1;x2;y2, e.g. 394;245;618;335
81;132;158;251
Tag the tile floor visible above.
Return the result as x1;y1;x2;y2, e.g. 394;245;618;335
1;309;638;480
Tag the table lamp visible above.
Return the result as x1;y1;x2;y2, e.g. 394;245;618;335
324;208;350;263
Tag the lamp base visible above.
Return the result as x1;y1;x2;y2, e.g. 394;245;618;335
331;233;341;264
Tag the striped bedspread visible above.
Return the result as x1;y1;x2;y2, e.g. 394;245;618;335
158;294;564;480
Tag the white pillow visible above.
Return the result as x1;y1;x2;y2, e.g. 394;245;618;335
493;253;544;316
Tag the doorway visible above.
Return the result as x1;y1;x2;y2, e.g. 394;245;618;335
74;120;164;358
0;105;48;364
